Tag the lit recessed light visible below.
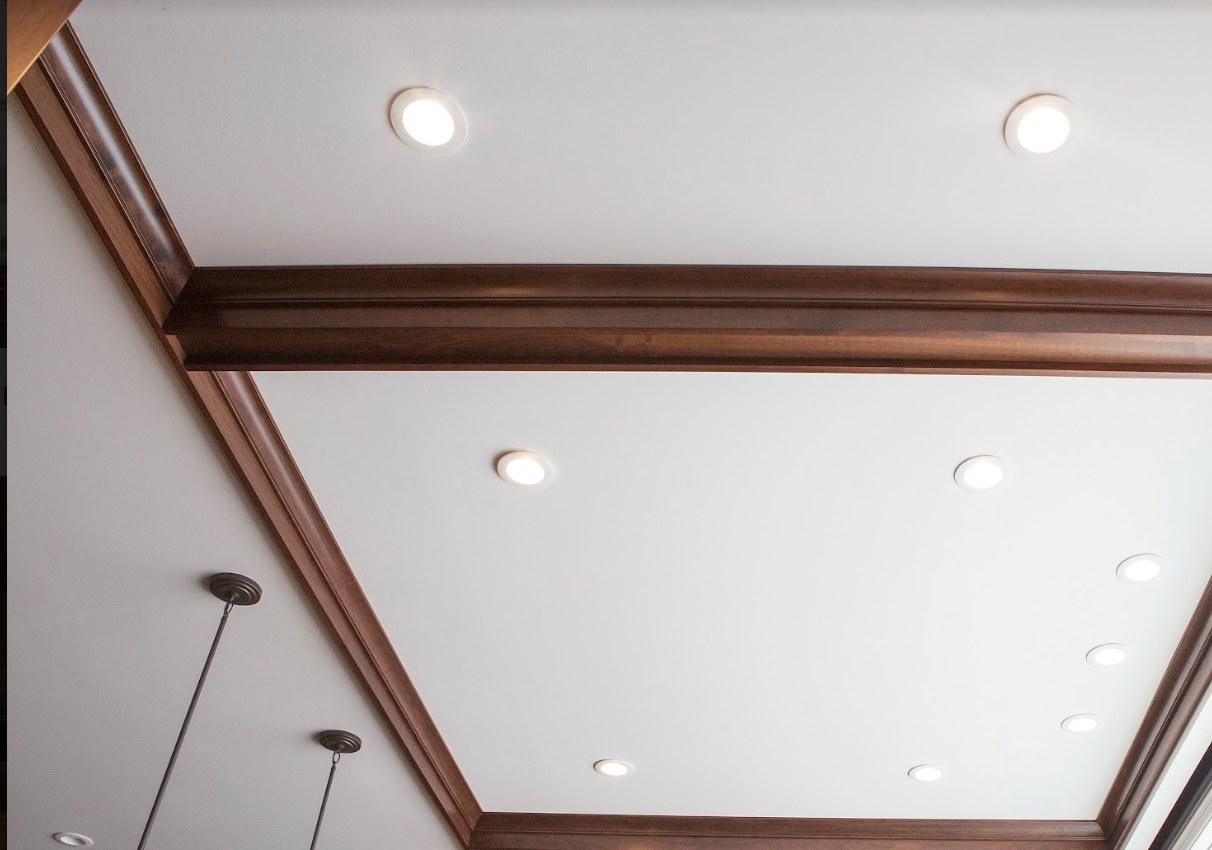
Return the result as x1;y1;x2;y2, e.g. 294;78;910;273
389;87;467;153
954;455;1006;491
496;451;553;487
594;759;634;777
1061;714;1100;733
1117;554;1163;583
907;764;946;783
1004;94;1076;156
53;835;94;848
1087;643;1128;667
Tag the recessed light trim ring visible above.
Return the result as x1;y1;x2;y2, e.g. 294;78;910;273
1061;714;1101;733
908;764;947;782
390;87;467;153
594;758;634;777
954;455;1007;491
1004;94;1076;156
1117;554;1163;583
496;451;553;487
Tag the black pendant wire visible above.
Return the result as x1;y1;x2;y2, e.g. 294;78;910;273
136;595;240;850
132;573;260;849
309;751;342;850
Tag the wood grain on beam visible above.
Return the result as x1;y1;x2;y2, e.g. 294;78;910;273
166;265;1212;374
471;813;1107;850
7;0;83;93
1099;577;1212;850
14;25;483;844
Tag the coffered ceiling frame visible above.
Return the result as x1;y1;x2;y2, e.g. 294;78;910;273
15;23;1212;850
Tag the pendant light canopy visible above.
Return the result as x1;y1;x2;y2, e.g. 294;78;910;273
309;730;363;849
136;573;262;850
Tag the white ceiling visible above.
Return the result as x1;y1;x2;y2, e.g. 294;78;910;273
6;101;462;850
71;0;1212;270
254;367;1212;820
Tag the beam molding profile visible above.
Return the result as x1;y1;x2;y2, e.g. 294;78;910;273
15;21;1212;850
471;814;1108;850
6;0;83;92
166;265;1212;374
15;24;482;845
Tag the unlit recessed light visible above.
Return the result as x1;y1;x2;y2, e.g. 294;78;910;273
954;455;1006;490
594;759;634;777
53;835;93;848
1061;714;1100;733
1087;643;1128;667
390;87;466;153
1117;554;1163;583
496;451;553;487
908;764;946;783
1004;94;1076;156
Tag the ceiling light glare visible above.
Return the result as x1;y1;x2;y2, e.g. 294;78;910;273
1004;94;1075;156
53;835;94;848
907;764;946;783
389;87;467;153
594;759;634;777
496;451;552;487
1061;714;1100;733
1117;554;1163;583
954;455;1006;491
1086;643;1128;667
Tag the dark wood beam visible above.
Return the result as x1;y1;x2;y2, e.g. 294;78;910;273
7;0;83;93
471;814;1108;850
13;21;1212;850
14;25;483;844
167;265;1212;374
1099;578;1212;850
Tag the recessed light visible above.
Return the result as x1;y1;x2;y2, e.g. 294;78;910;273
1117;554;1163;583
907;764;946;783
389;87;467;153
594;759;634;777
1087;643;1128;667
496;451;553;487
1061;714;1100;733
53;835;94;848
1004;94;1076;156
954;455;1006;491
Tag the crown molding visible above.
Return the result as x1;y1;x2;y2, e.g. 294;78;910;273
165;264;1212;374
472;813;1107;850
15;24;482;844
15;22;1212;850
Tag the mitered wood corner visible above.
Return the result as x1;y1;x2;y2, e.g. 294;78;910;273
6;0;83;93
1098;575;1212;850
471;813;1107;850
15;24;482;845
14;20;1212;850
165;264;1212;374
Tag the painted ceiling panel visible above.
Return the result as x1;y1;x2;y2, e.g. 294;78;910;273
6;101;461;850
254;368;1212;818
71;0;1212;270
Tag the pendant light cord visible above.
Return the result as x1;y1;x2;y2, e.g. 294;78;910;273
136;601;234;850
309;751;342;850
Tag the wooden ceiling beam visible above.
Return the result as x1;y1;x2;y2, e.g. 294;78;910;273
14;25;483;844
7;0;83;93
14;21;1212;850
166;264;1212;374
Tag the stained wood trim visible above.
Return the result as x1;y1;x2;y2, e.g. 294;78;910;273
1099;577;1212;850
15;25;483;844
165;265;1212;374
6;0;83;93
471;814;1107;850
14;23;189;324
13;21;1212;850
